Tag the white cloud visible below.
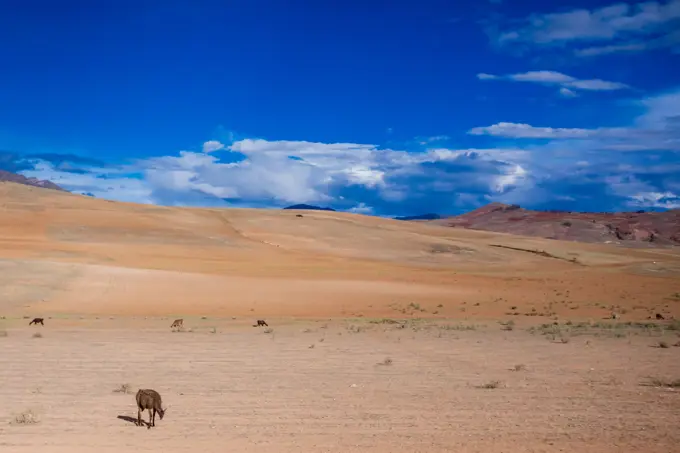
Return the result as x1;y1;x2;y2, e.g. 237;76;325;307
416;135;451;145
506;71;575;83
470;88;680;149
477;70;630;94
15;89;680;215
19;160;154;203
202;140;225;153
559;87;578;98
576;29;680;56
629;191;680;209
349;202;374;214
493;0;680;56
468;122;610;139
493;164;528;193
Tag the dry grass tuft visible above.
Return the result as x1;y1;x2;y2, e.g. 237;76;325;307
32;332;42;339
113;383;131;394
644;377;680;388
377;357;393;366
511;364;526;372
477;380;502;389
12;409;40;425
263;328;273;334
656;340;670;348
439;323;478;331
346;324;366;333
500;320;515;331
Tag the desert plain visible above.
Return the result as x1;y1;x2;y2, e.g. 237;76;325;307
1;181;680;452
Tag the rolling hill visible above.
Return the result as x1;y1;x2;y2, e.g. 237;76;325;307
421;203;680;247
0;181;678;319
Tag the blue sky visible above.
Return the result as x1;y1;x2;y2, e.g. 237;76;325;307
1;0;679;215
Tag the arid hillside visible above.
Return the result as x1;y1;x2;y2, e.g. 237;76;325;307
423;202;680;247
0;181;679;319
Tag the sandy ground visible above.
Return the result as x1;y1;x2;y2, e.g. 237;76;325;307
1;320;679;453
1;182;680;451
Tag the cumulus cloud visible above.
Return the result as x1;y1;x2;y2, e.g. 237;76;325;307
349;202;374;214
12;89;680;215
477;70;630;94
15;141;531;216
629;191;680;209
490;0;680;56
202;140;225;153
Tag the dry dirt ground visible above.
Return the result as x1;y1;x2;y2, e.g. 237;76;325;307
1;182;680;452
1;320;680;453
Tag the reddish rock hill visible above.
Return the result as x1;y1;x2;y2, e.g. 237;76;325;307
425;203;680;247
0;169;67;192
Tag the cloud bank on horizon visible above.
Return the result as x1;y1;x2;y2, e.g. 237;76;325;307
3;0;680;215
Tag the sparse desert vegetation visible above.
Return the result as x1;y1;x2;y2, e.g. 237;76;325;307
113;383;132;394
1;322;678;452
12;409;40;425
476;380;502;389
644;377;680;388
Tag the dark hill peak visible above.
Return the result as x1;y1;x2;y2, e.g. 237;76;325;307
283;204;336;212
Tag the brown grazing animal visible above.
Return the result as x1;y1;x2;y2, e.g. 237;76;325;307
29;318;44;326
254;319;268;327
170;319;183;329
135;389;166;428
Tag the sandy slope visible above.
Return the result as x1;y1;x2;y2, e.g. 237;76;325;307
0;181;679;320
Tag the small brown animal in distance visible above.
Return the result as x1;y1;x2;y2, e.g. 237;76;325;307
170;319;183;329
29;318;44;326
254;319;268;327
135;389;166;428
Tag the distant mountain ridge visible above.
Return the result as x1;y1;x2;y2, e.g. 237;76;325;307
394;213;442;221
283;204;336;211
0;169;68;192
419;202;680;247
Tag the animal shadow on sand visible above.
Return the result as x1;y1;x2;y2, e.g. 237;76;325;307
118;415;144;426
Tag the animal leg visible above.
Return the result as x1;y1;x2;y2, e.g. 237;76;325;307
137;408;143;427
